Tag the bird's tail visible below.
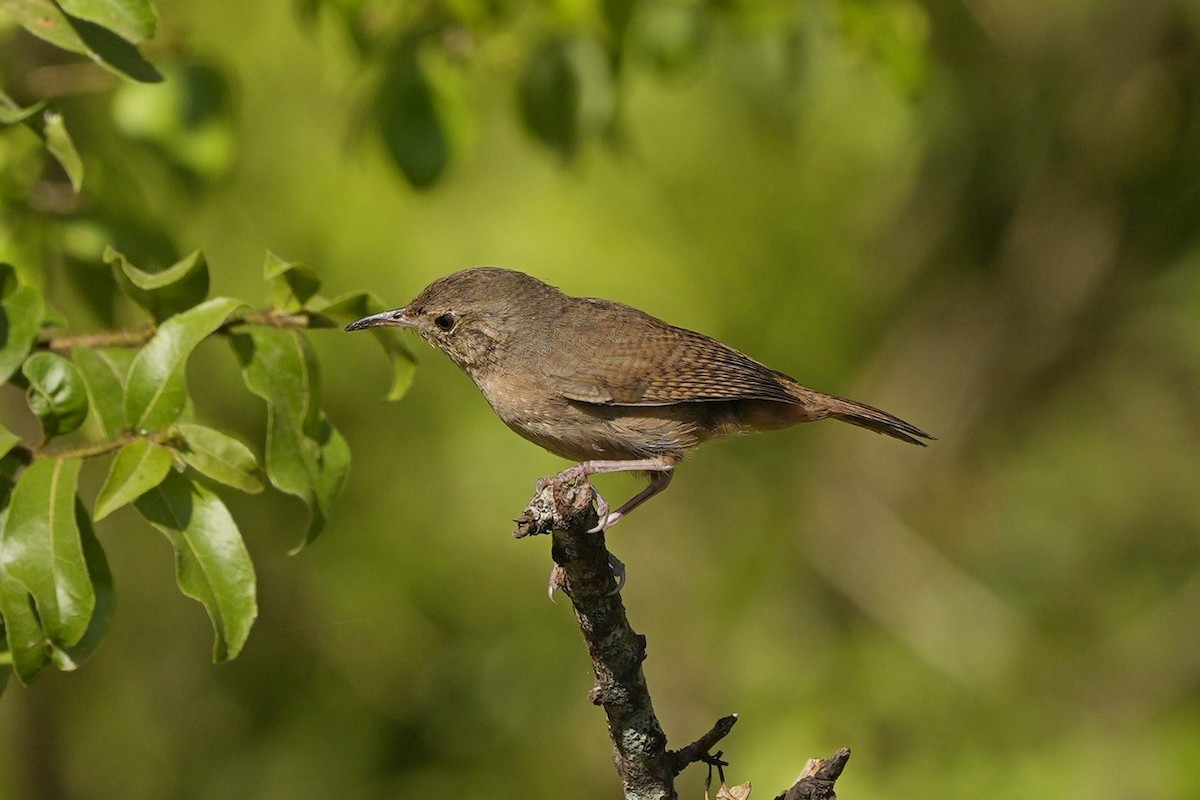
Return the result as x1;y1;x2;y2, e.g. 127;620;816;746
794;388;933;446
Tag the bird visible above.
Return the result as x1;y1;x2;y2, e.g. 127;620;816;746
346;267;931;533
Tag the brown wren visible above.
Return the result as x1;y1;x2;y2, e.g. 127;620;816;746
346;268;931;532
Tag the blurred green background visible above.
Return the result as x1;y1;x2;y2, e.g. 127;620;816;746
4;0;1200;797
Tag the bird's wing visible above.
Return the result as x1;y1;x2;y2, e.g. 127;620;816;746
545;304;798;407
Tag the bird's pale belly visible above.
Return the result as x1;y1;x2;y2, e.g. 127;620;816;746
473;382;699;463
505;398;698;462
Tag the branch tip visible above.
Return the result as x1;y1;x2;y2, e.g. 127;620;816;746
668;713;739;776
775;748;851;800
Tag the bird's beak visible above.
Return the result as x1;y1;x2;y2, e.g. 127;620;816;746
345;307;414;332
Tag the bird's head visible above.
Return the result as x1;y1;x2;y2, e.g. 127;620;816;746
345;267;565;373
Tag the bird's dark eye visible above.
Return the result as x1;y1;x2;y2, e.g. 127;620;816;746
434;312;456;332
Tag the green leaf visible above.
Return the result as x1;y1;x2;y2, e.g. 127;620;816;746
321;291;417;400
104;246;210;322
520;35;615;154
1;0;162;82
42;109;83;191
176;423;263;494
134;470;256;662
0;458;94;648
124;296;243;432
93;438;173;520
49;500;113;671
377;37;448;188
23;352;90;440
0;458;107;680
231;329;349;548
602;0;635;43
2;0;92;55
0;465;48;682
66;11;161;82
519;37;581;158
0;263;20;299
264;251;321;312
56;0;157;44
0;285;46;386
0;569;48;681
73;346;132;437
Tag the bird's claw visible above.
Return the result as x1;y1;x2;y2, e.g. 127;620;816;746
547;564;566;602
587;490;611;533
607;553;626;595
546;554;626;601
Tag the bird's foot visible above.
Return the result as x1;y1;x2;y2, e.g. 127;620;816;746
547;464;614;533
553;463;588;485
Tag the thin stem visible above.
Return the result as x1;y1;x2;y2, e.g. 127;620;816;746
224;310;322;330
30;430;176;462
38;308;329;353
41;327;155;353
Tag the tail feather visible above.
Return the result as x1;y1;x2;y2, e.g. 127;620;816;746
818;393;933;446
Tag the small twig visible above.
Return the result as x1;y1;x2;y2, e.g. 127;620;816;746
226;310;331;331
774;748;851;800
516;476;675;800
41;326;155;353
38;431;180;461
33;432;141;461
668;714;738;776
37;308;329;354
10;431;178;465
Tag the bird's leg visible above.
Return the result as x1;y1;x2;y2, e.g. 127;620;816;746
552;457;676;533
541;457;675;598
590;469;674;533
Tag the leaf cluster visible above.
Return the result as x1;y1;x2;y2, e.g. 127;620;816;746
1;0;164;191
0;0;421;695
0;251;413;689
304;0;718;186
2;0;709;191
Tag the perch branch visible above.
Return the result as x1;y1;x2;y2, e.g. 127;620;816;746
515;474;852;800
516;475;677;800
